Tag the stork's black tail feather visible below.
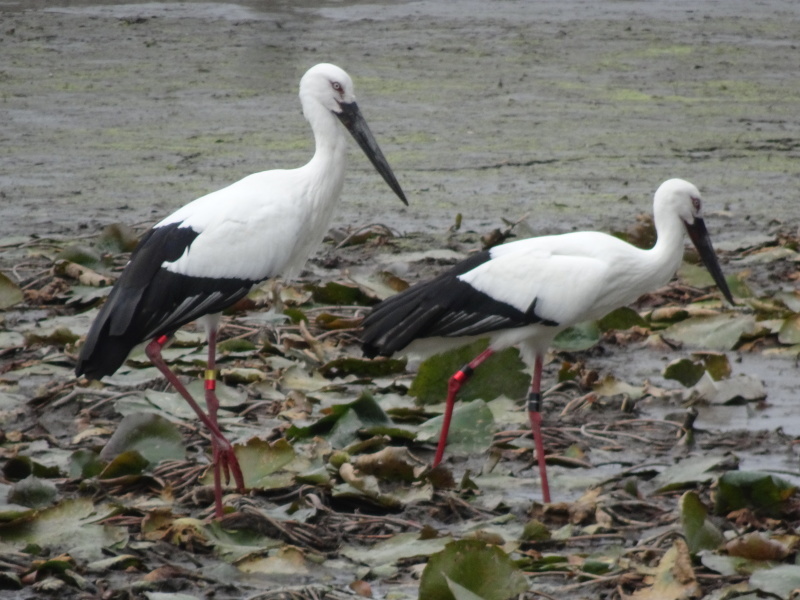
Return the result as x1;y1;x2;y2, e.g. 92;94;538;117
360;248;559;358
75;223;255;380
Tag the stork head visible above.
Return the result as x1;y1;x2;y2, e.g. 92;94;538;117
300;63;357;114
654;178;735;305
299;63;407;206
655;178;704;226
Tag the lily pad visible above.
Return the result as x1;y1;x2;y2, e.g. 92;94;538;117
7;476;58;509
663;313;756;350
598;306;647;331
692;373;766;405
714;471;796;518
98;222;139;253
99;413;185;464
419;540;528;600
700;552;774;577
319;356;407;379
69;449;105;479
774;290;800;313
341;531;452;568
201;438;294;490
652;454;739;493
0;498;126;560
286;391;391;447
409;341;528;406
552;321;601;351
693;351;732;380
749;564;800;597
0;272;23;309
99;450;149;479
777;314;800;345
663;358;706;387
679;491;723;555
417;399;495;457
305;281;376;306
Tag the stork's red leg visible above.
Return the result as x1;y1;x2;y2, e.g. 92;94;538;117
527;355;551;503
433;348;494;467
204;327;223;515
146;335;245;518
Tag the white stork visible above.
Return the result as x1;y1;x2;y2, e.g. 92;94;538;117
76;63;407;517
361;179;734;503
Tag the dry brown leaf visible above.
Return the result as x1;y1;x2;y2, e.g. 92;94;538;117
726;532;791;561
625;538;700;600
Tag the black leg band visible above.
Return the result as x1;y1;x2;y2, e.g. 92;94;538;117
527;391;541;413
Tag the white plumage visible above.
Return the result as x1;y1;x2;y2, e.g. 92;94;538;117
77;63;407;517
362;178;734;503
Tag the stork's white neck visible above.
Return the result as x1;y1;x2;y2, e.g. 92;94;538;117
645;202;688;289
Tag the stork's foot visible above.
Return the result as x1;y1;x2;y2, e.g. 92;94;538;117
208;435;245;518
212;435;245;492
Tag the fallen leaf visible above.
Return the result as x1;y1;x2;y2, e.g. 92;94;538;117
679;491;723;555
419;540;528;600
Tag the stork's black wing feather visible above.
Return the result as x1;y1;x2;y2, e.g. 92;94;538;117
361;250;557;358
76;223;256;379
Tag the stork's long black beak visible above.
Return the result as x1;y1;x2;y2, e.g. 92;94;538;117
685;217;736;305
336;101;408;205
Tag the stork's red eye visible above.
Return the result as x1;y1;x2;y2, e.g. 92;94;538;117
332;81;343;93
691;196;701;211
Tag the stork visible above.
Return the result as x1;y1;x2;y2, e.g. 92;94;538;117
361;179;734;503
76;63;407;517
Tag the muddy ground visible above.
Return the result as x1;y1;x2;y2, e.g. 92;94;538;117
1;1;799;599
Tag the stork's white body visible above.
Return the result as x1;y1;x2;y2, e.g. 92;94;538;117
76;63;407;518
361;179;734;503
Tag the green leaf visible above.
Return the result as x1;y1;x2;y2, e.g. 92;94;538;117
663;358;706;387
286;391;391;447
341;531;452;567
319;356;407;379
693;351;732;380
652;455;738;493
0;271;23;309
201;438;294;490
417;399;495;456
714;471;796;517
204;518;282;562
749;564;800;598
216;338;257;353
774;290;800;312
99;450;149;479
409;341;528;406
679;491;724;555
446;576;490;600
97;223;139;253
56;243;102;266
598;307;647;331
700;552;772;577
520;519;551;542
552;321;601;351
304;280;376;305
778;314;800;345
7;476;58;509
99;412;185;464
0;498;126;560
419;540;528;600
2;456;60;481
664;313;756;350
